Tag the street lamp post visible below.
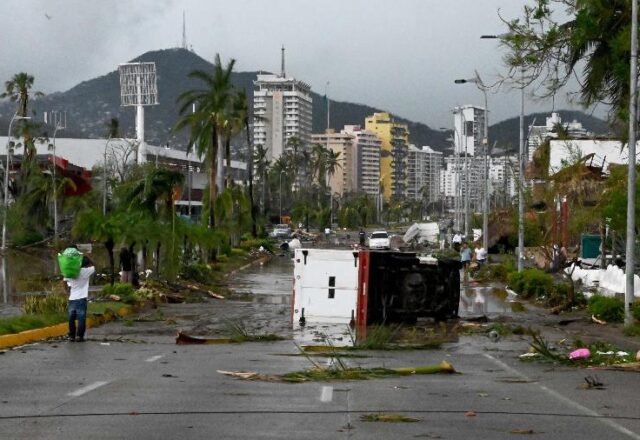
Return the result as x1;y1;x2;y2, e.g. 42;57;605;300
481;34;525;271
103;137;114;216
2;114;31;251
279;171;285;223
50;113;65;242
625;0;638;325
455;73;490;252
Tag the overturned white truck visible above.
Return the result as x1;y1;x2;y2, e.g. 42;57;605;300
292;249;461;333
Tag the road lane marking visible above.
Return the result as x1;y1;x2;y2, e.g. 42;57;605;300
320;386;333;402
484;353;640;440
145;355;164;363
67;381;109;397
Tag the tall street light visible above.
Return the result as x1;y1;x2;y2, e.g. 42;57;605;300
279;170;285;223
482;34;525;272
103;137;114;215
454;75;489;252
2;114;31;251
625;0;638;325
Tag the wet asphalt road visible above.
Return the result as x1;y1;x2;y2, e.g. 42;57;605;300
2;257;640;439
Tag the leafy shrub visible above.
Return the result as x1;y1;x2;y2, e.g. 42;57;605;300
180;263;214;284
474;259;516;282
588;295;624;323
239;238;273;252
102;283;139;304
507;268;553;299
12;231;44;247
23;294;68;315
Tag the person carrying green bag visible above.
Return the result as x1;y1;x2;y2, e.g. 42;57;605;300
60;247;95;342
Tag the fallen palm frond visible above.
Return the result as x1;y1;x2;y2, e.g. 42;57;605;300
217;361;456;383
360;414;420;423
176;331;233;345
280;361;456;383
223;319;285;343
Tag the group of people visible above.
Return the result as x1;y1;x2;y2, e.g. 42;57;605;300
459;241;487;282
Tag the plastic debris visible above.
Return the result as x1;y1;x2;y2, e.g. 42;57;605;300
569;348;591;360
616;351;629;357
519;352;540;358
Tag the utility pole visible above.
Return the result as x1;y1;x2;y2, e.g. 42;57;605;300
518;68;525;272
625;0;638;325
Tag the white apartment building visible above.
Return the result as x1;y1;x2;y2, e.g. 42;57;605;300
407;145;442;205
453;105;486;157
253;73;313;162
527;112;592;161
341;125;381;197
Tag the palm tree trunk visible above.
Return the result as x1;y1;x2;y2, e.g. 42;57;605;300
105;237;115;286
225;137;232;189
216;133;225;195
245;120;257;237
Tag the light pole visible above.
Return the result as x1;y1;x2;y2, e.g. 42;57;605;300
625;0;638;325
455;73;490;252
279;170;285;223
103;137;114;216
49;111;65;242
481;33;525;271
2;114;31;251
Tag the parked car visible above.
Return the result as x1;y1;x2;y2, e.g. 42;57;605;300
271;224;292;239
368;231;390;249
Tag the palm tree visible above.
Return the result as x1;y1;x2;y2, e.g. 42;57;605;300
175;54;236;229
119;166;185;217
2;73;43;162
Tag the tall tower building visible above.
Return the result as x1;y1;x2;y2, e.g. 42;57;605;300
453;105;486;157
253;48;313;162
364;112;409;201
341;125;381;197
407;145;443;205
311;129;354;197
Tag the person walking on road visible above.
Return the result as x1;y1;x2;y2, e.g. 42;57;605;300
119;247;133;284
460;242;472;283
63;255;95;342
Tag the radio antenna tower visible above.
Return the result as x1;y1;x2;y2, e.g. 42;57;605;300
182;11;187;50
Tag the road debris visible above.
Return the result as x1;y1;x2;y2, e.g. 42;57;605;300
465;410;477;417
175;331;232;345
591;315;606;325
582;375;605;389
569;348;591;360
510;428;536;434
360;414;420;423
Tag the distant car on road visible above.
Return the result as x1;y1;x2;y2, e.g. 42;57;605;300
271;224;292;239
368;230;390;249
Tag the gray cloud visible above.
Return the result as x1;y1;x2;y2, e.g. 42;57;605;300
0;0;599;130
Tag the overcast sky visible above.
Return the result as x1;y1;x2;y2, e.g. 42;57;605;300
0;0;599;129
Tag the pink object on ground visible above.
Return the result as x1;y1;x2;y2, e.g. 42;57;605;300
569;348;591;360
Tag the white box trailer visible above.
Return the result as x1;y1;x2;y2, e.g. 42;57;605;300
292;248;461;336
292;248;359;325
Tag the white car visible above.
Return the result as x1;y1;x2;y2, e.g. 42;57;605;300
271;224;292;239
368;231;390;249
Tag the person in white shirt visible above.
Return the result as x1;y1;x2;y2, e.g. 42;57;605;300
63;255;95;342
452;232;463;251
474;245;487;265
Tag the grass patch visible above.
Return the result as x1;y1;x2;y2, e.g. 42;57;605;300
88;301;130;315
522;331;636;366
588;295;624;323
0;313;66;335
23;294;67;315
623;324;640;337
360;414;420;423
223;319;285;343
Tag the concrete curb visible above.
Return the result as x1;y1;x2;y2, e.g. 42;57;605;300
0;305;134;350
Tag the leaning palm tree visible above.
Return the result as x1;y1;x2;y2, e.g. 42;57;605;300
253;144;270;215
175;54;236;229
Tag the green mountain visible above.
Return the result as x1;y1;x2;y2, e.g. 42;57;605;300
0;48;449;151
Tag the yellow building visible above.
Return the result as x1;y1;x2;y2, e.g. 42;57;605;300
364;112;410;201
